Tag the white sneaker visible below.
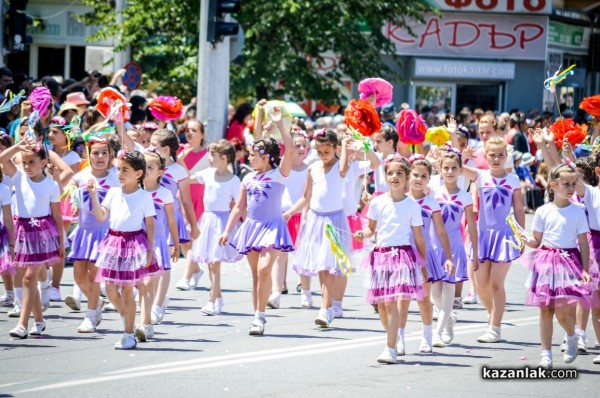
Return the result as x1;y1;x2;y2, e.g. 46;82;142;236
151;306;163;325
453;297;463;309
300;292;313;308
377;347;398;364
190;270;204;288
40;284;50;312
477;327;501;343
332;302;343;318
200;301;216;316
462;293;478;304
593;354;600;364
577;334;588;353
8;303;21;317
0;292;14;307
442;312;457;344
135;324;153;342
115;334;137;350
49;287;61;302
419;338;433;353
267;293;281;309
104;302;117;312
95;306;103;327
64;295;81;311
9;325;28;339
564;337;578;363
77;318;96;333
314;308;331;328
29;321;46;336
539;355;552;369
215;297;223;314
175;279;190;291
432;334;445;347
249;317;265;336
396;337;405;356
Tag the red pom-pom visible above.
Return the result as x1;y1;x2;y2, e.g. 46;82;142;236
549;118;588;148
579;94;600;119
344;99;381;137
96;87;130;121
148;96;183;122
396;109;426;145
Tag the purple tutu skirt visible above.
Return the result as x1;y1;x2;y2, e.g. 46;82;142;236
362;246;425;304
588;229;600;291
0;224;14;275
476;227;521;263
154;233;172;271
438;237;469;284
231;215;294;255
192;211;241;264
13;216;61;267
167;209;190;246
67;226;108;263
95;229;161;286
522;246;591;308
415;246;444;283
292;209;351;276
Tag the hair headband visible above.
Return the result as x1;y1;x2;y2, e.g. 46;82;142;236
408;154;426;164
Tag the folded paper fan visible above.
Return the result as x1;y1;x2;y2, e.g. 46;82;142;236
149;96;183;121
549;118;588;148
344;99;381;137
96;87;130;121
251;100;292;141
396;109;426;145
425;126;449;146
579;94;600;119
358;78;393;108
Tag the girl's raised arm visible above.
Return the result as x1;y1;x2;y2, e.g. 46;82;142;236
274;109;293;177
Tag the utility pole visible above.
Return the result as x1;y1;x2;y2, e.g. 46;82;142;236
197;0;238;144
114;0;131;71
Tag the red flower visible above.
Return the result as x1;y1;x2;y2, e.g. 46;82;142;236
549;119;588;148
344;99;381;137
579;94;600;119
149;96;184;122
396;109;426;145
96;87;130;121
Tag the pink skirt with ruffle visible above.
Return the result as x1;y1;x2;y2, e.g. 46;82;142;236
0;224;14;275
13;215;61;267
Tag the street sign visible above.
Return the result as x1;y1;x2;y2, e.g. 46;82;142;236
123;61;142;90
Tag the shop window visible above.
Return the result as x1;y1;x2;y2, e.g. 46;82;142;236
413;83;455;115
456;84;501;113
38;47;65;78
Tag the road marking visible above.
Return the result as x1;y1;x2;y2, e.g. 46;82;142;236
16;315;541;394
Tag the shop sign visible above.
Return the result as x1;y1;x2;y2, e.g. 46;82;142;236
428;0;552;14
385;13;547;60
415;59;515;79
548;21;590;49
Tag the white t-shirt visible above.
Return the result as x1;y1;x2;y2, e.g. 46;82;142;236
309;160;346;213
0;183;11;220
62;151;81;167
532;203;590;249
342;160;372;216
101;187;156;232
13;169;60;218
281;167;309;212
373;152;389;193
194;168;241;212
367;194;423;247
582;184;600;231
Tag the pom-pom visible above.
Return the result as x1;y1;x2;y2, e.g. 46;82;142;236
96;87;130;121
358;78;393;108
28;87;53;117
344;99;381;137
251;100;292;141
579;94;600;119
425;126;450;146
549;118;588;148
396;109;426;145
148;96;183;122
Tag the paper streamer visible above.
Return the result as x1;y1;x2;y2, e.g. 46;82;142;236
26;110;40;142
544;64;576;93
324;223;353;277
0;90;26;113
503;214;533;250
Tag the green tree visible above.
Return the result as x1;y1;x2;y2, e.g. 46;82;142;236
78;0;434;104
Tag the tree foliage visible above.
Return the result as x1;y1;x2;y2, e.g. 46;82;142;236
78;0;434;103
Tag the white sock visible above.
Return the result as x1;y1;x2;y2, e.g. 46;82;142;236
333;300;342;309
86;309;96;321
40;281;50;289
541;350;552;359
423;324;433;344
301;289;311;296
575;325;585;337
256;311;265;319
567;334;577;342
4;289;14;297
398;328;405;339
15;287;23;304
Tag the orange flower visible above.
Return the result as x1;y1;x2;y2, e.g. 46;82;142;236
549;119;588;148
344;99;381;137
579;94;600;119
96;87;130;121
149;96;183;121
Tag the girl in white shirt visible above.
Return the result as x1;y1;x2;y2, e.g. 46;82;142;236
88;151;159;350
354;155;427;364
523;163;592;369
0;139;65;339
191;140;241;315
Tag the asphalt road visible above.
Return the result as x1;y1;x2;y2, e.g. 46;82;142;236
1;214;599;397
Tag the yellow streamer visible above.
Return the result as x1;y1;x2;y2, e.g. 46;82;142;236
324;223;353;277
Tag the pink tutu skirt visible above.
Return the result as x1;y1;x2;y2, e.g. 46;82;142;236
588;229;600;291
192;211;241;264
0;224;14;275
362;245;425;304
95;229;161;286
13;216;61;267
287;213;302;245
522;246;591;308
60;197;77;223
292;209;351;276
